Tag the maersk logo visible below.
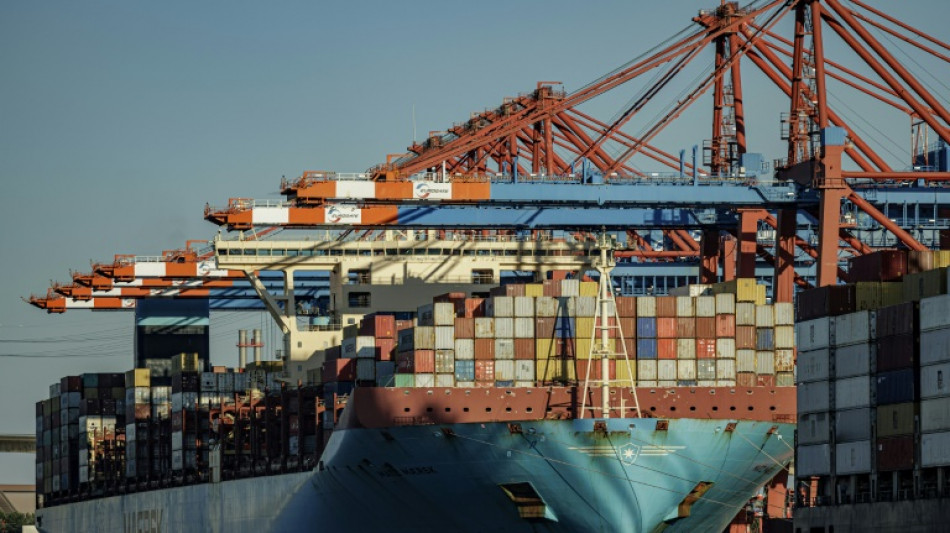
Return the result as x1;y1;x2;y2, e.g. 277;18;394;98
325;205;361;224
413;181;451;200
124;509;163;532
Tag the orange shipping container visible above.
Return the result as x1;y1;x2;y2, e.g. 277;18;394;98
616;297;637;317
535;317;556;339
756;374;776;387
676;318;696;338
716;314;736;337
696;338;716;359
474;339;495;360
737;372;757;387
618;317;637;338
656;296;677;317
514;338;536;360
735;326;756;349
462;298;486;318
474;360;495;382
454;317;475;339
696;317;716;339
658;339;677;359
576;359;616;381
619;337;637;359
375;338;396;361
657;318;677;338
412;350;435;374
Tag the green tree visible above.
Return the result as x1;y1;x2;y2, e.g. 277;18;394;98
0;511;35;533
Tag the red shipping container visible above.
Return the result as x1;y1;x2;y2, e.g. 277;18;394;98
618;318;637;338
876;435;915;472
657;318;677;338
434;292;466;303
656;296;677;317
412;350;435;374
735;326;756;349
876;334;915;371
375;338;396;361
543;280;561;297
756;374;776;387
474;339;495;360
696;317;716;339
535;317;556;339
359;314;395;338
490;284;525;297
658;339;677;359
396;353;414;373
876;302;915;338
325;359;356;382
616;297;637;318
737;372;756;387
514;338;536;360
462;298;486;318
716;314;736;337
576;360;616;381
454;317;475;339
619;337;636;359
848;250;907;282
675;318;696;338
475;360;495;381
395;320;414;332
696;338;716;359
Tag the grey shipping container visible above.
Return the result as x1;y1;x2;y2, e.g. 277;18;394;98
835;343;872;379
798;412;831;445
835;407;871;442
836;440;872;475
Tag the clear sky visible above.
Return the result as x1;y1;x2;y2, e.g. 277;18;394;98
1;1;947;483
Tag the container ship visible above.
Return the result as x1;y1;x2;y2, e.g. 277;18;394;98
33;240;796;532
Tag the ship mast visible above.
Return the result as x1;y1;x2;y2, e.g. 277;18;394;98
580;231;640;419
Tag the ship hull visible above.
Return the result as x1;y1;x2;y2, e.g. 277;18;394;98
38;416;792;532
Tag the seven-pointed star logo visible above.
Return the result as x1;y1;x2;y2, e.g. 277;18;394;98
619;443;640;465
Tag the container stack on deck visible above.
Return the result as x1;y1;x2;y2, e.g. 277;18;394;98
796;250;950;506
323;278;793;390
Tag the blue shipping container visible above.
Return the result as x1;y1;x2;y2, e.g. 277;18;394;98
454;360;475;382
637;318;657;338
756;328;774;350
637;338;658;359
554;316;576;338
876;369;915;405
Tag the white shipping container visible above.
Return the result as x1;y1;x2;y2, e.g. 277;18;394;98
755;305;775;328
677;360;697;380
494;318;514;338
474;318;494;338
921;293;950;331
411;328;434;350
715;293;735;315
797;317;832;351
716;338;736;359
716;359;736;379
557;296;576;318
356;358;376;381
921;362;950;399
433;302;456;325
495;360;515;381
697;360;716;380
435;326;455;350
836;376;871;409
495;338;515;360
920;328;950;365
560;279;580;297
658;380;677;387
675;296;695;317
434;350;454;373
736;303;756;326
514;296;535;317
435;374;455;387
773;302;795;325
717;379;737;387
836;441;872;475
536;297;561;317
798;381;831;413
514;381;534;388
638;360;658;381
636;296;657;317
514;318;535;339
172;431;183;450
797;444;831;476
493;297;514;317
676;338;696;359
695;296;715;317
835;343;871;378
921;397;950;432
799;412;831;445
756;351;775;375
797;349;830;383
455;339;475;360
415;374;435;388
736;350;756;372
514;360;535;382
774;326;795;349
658;360;677;381
834;311;872;347
921;431;950;467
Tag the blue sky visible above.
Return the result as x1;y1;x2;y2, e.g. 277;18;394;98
2;1;947;483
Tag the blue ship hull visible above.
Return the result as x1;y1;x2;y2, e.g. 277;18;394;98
37;416;793;532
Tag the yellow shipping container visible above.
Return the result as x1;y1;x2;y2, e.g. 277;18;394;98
536;359;577;383
877;403;917;437
576;337;617;359
535;338;576;359
171;352;201;374
524;284;544;297
126;368;151;388
854;282;883;311
579;281;598;297
615;359;636;384
880;282;903;308
935;251;950;269
576;317;595;339
754;284;767;305
713;278;759;302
